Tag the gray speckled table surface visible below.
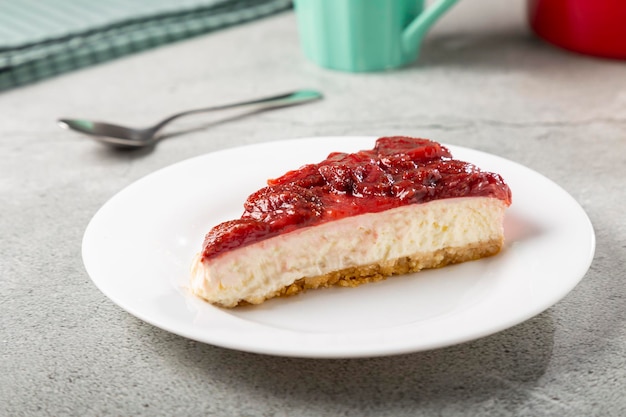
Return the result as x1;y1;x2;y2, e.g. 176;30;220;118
2;0;625;415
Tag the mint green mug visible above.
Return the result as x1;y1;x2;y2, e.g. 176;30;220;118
293;0;459;72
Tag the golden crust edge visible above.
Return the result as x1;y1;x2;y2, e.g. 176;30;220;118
229;237;504;308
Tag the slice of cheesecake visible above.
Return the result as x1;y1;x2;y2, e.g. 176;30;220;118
190;137;512;307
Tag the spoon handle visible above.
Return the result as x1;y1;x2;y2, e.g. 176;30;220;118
150;89;323;134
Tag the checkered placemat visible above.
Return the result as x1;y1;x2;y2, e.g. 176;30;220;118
0;0;292;91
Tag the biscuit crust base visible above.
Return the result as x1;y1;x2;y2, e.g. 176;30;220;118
237;237;503;307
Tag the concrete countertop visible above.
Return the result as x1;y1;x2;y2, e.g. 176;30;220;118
1;0;625;415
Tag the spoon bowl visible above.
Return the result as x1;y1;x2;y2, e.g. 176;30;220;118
58;89;323;149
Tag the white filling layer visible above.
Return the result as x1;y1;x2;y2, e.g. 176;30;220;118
190;197;507;307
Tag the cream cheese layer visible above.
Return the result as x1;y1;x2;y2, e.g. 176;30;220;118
190;197;507;307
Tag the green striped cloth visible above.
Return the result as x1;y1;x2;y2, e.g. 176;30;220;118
0;0;292;91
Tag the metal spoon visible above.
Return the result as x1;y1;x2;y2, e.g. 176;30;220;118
58;89;322;149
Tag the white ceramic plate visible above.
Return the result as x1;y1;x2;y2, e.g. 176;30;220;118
82;137;595;358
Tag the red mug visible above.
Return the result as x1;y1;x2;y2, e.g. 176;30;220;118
528;0;626;59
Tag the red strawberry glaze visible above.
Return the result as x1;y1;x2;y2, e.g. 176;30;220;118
202;137;511;260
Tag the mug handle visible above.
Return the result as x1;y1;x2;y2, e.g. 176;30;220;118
402;0;459;54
